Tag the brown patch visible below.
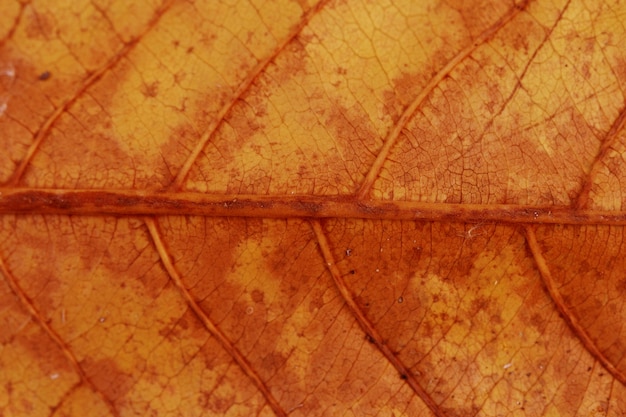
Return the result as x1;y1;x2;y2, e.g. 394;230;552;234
196;387;238;414
19;51;151;188
267;37;309;85
468;297;489;317
213;86;267;141
261;351;288;373
24;8;55;39
263;220;319;305
383;71;431;122
323;98;382;190
442;0;511;39
141;81;159;98
489;313;503;327
104;218;169;300
308;292;324;313
13;329;75;379
158;318;177;339
615;57;626;87
186;82;268;192
159;217;255;325
206;389;236;413
158;122;201;187
158;309;206;343
198;30;217;50
83;357;135;400
616;277;626;293
528;313;546;331
0;52;68;183
511;30;530;55
251;289;264;303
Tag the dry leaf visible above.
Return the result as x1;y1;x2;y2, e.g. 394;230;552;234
1;0;626;416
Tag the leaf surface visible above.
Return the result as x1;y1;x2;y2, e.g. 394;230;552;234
1;0;626;416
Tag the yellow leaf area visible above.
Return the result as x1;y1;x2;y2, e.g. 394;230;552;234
2;0;626;416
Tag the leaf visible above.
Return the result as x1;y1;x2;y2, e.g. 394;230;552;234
1;0;626;416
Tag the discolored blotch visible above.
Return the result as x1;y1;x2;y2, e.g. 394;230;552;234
269;37;310;82
260;351;288;373
251;289;264;303
83;357;134;400
141;81;159;98
24;9;55;39
468;297;490;317
324;98;381;174
308;292;324;313
383;71;432;121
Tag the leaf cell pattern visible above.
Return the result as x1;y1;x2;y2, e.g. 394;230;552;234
1;0;626;416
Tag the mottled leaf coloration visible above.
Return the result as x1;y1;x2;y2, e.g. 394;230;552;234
1;1;626;416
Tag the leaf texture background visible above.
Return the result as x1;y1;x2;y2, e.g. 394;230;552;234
1;0;626;416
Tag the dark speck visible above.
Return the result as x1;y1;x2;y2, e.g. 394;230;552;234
39;71;51;81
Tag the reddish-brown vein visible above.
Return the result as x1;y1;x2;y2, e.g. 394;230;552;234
5;188;626;225
575;103;626;209
467;0;571;151
148;4;332;411
6;0;174;186
144;217;287;417
169;0;331;191
311;220;446;417
0;255;120;417
356;0;530;199
524;225;626;386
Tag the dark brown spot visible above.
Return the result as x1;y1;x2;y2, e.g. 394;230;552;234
38;71;51;80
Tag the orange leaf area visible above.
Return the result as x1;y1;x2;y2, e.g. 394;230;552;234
2;0;626;416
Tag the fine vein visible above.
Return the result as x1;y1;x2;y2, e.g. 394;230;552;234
575;103;626;209
524;225;626;386
170;0;331;190
0;255;120;417
356;0;531;199
144;217;287;417
311;220;446;417
151;3;331;414
7;0;175;186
